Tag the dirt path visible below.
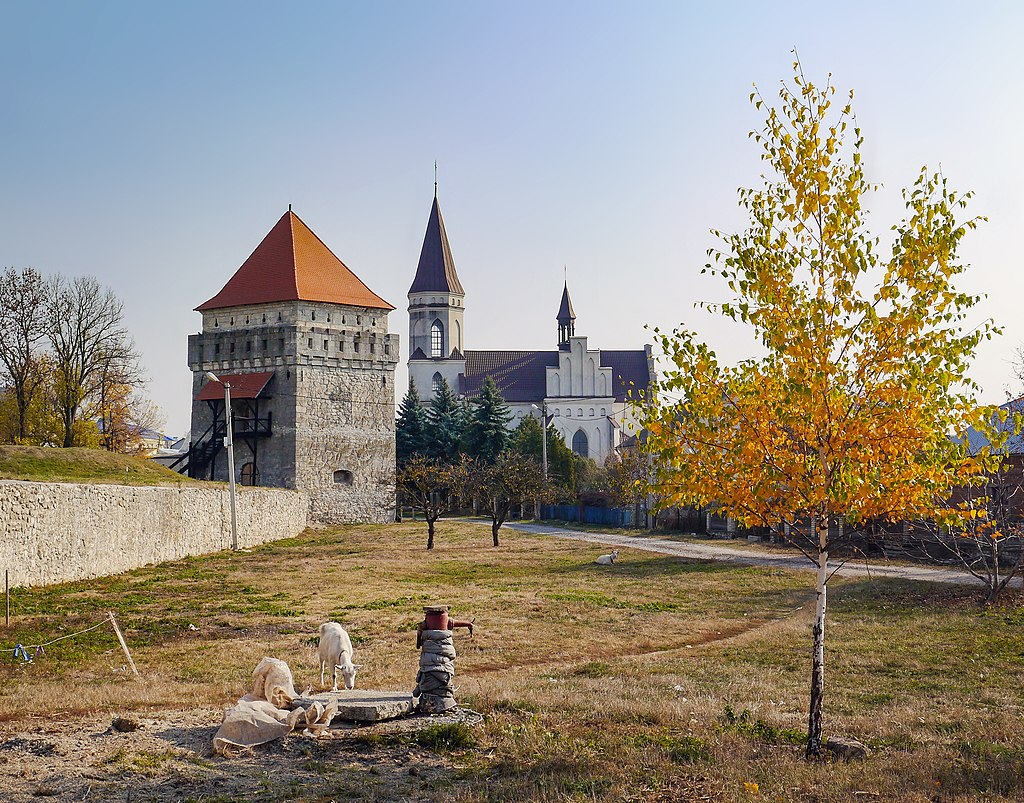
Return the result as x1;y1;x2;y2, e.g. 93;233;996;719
462;596;814;676
497;521;992;587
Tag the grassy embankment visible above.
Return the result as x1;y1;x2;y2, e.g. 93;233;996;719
1;520;1022;801
0;445;200;485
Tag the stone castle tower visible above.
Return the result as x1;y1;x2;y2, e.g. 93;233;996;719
186;209;399;524
407;191;467;401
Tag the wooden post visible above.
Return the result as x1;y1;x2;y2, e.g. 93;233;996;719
5;570;9;626
108;612;140;677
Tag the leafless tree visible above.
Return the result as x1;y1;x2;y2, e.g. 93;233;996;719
46;275;141;447
0;267;48;441
938;457;1024;602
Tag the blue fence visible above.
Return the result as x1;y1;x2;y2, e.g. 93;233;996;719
542;504;636;528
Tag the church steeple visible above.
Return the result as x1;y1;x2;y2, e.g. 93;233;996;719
557;280;576;350
408;194;464;295
407;188;467;402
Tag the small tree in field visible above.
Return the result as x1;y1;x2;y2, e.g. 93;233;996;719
397;455;466;550
638;61;998;758
931;403;1024;602
466;451;549;546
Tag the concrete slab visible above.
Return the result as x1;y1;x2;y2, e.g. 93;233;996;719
293;690;415;723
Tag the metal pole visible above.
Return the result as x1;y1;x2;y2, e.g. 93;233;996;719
224;382;238;550
5;569;9;626
541;401;548;481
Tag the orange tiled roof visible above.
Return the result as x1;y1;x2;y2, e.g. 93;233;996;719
197;210;394;312
195;371;275;400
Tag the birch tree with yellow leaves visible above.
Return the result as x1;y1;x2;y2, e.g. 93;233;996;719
637;61;1000;758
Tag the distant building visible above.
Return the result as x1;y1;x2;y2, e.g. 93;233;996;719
407;192;654;465
185;209;399;524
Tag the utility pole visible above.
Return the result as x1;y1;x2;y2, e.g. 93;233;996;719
541;400;548;480
206;371;238;551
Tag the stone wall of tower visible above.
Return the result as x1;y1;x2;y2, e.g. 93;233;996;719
293;362;396;524
188;300;398;524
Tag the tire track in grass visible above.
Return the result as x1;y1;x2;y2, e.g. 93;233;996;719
461;597;814;676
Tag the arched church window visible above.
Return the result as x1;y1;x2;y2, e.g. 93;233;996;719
455;320;461;350
589;408;595;416
566;409;572;418
431;320;444;357
432;372;444;395
572;429;589;458
578;408;584;417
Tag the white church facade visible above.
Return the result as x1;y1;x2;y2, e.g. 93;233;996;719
407;192;654;466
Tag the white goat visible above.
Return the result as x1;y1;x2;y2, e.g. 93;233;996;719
251;656;297;708
594;549;619;565
318;622;360;691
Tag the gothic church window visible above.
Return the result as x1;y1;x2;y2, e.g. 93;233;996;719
432;372;443;395
430;320;444;357
572;429;589;458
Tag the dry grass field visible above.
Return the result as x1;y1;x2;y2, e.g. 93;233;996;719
1;520;1022;801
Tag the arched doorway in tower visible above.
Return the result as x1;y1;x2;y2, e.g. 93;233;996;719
240;462;260;486
572;428;589;458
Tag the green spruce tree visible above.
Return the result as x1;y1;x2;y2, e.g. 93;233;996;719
395;380;427;468
461;376;513;463
425;376;465;463
511;414;576;491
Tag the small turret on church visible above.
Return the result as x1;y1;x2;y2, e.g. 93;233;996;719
186;209;399;524
557;281;576;350
407;191;466;401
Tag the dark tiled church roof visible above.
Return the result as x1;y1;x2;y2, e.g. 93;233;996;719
599;351;654;401
408;195;464;295
461;349;650;403
461;351;559;401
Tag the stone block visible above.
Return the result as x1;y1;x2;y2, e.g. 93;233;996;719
295;690;414;723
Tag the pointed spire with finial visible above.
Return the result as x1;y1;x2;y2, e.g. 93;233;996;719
557;275;576;350
408;176;464;295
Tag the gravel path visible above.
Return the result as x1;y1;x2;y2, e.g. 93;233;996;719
500;521;992;587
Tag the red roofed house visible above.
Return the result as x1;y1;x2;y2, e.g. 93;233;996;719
408;191;654;465
185;208;399;523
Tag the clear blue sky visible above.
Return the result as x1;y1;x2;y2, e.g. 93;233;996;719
3;2;1022;435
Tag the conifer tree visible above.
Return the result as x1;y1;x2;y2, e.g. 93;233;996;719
461;376;513;463
425;376;465;463
511;414;576;491
395;380;427;468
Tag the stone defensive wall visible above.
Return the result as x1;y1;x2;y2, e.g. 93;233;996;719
0;481;308;587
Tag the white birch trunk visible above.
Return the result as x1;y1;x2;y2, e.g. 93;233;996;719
807;516;829;758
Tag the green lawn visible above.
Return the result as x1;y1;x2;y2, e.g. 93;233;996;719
1;520;1021;801
0;444;202;485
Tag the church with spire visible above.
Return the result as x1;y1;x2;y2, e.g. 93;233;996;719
407;192;654;466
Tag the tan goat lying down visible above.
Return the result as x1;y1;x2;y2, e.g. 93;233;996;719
251;656;298;708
